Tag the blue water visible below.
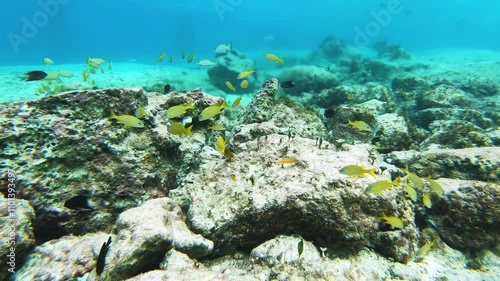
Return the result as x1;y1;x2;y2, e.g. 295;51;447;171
1;0;499;65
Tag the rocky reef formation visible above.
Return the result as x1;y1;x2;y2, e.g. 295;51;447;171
1;79;499;280
207;47;256;93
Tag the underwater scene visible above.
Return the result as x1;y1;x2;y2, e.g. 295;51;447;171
1;0;499;280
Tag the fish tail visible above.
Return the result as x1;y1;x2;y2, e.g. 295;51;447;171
368;168;376;177
393;177;401;186
109;109;117;120
280;57;286;64
186;125;193;137
403;164;409;173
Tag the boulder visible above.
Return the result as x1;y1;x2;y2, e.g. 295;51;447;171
207;48;256;93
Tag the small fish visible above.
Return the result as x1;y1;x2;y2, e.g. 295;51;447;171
403;182;417;201
347;94;354;100
380;213;403;229
423;192;432;208
169;56;173;63
427;177;445;196
225;81;236;92
229;174;237;181
158;51;166;62
167;122;193;137
181;52;186;59
196;59;218;67
265;53;285;64
366;177;400;194
87;61;100;68
276;158;299;165
416;239;436;257
89;68;97;74
199;100;229;121
232;96;242;108
164;84;171;94
298;238;304;257
44;72;59;80
240;80;249;89
224;147;234;159
216;135;225;155
324;108;335;118
237;69;255;79
96;236;112;275
108;61;112;70
109;109;145;128
215;43;231;55
100;66;104;73
87;57;105;65
24;70;47;81
209;123;225;131
187;54;195;63
403;165;424;188
348;120;372;132
86;57;105;69
82;70;89;81
340;165;376;177
64;195;97;210
326;66;331;71
135;106;146;119
199;105;224;121
281;80;295;88
43;57;54;65
57;70;72;77
165;100;195;119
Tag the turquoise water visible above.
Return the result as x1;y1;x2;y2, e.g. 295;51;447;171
1;0;500;65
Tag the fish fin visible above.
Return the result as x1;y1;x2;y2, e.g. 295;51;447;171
368;168;377;177
403;164;409;173
186;125;193;137
280;57;286;64
393;177;401;186
109;109;117;120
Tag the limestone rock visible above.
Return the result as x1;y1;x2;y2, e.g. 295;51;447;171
327;105;378;144
0;198;35;281
416;84;473;110
170;138;418;263
391;76;429;92
240;78;279;124
375;113;412;152
278;65;339;96
17;232;110;280
422;120;493;149
385;147;500;181
425;179;499;249
105;198;213;280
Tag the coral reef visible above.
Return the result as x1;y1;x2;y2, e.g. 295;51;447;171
2;72;499;280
